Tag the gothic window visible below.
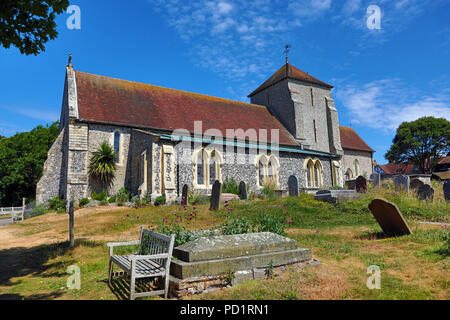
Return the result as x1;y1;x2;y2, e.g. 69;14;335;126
193;148;223;188
197;150;205;186
114;131;121;164
332;161;340;186
257;154;279;187
345;168;353;181
354;160;360;177
209;151;217;186
305;158;323;188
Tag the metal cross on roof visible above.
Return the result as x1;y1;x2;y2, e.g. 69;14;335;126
284;44;291;64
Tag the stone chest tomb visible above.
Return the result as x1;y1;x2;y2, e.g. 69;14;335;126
169;232;314;297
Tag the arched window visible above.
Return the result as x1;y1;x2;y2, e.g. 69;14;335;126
354;160;360;177
193;148;223;188
114;131;121;164
258;159;265;186
345;168;353;181
209;151;217;186
256;154;279;187
306;160;314;188
304;158;323;188
332;161;340;186
197;150;206;186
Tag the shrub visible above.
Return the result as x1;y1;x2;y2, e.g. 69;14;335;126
29;203;47;218
115;187;130;203
79;198;90;207
47;196;66;212
91;190;107;201
254;213;287;236
131;195;141;207
260;179;278;201
154;195;166;206
100;199;108;206
108;195;116;203
220;217;255;235
156;223;194;247
222;177;240;195
88;141;116;187
141;192;152;206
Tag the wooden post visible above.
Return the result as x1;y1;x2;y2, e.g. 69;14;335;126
69;201;75;248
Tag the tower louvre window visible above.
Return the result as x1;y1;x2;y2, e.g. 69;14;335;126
310;88;314;106
313;120;317;143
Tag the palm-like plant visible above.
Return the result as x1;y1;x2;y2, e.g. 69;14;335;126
88;142;117;187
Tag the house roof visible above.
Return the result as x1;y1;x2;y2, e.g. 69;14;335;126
377;163;416;175
74;70;299;146
339;126;375;153
248;63;333;97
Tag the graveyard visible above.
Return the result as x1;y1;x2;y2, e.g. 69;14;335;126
0;179;448;300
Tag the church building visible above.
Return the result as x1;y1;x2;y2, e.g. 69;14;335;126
36;58;374;205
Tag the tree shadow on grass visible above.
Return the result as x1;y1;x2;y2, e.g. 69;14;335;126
0;239;103;288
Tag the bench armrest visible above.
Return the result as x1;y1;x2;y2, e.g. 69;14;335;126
129;253;169;261
107;240;140;257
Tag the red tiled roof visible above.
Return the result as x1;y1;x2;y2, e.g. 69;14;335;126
74;71;298;146
248;63;333;97
339;126;374;153
377;163;416;175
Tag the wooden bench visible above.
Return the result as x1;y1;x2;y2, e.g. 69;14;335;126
107;227;175;300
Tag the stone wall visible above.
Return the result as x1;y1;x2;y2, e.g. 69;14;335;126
36;128;67;205
342;149;373;179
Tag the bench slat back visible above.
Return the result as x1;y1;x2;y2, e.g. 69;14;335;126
138;227;174;266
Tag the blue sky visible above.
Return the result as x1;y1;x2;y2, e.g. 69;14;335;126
0;0;449;164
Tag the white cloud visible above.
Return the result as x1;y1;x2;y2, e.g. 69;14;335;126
3;106;59;122
289;0;333;19
336;79;450;131
217;1;233;14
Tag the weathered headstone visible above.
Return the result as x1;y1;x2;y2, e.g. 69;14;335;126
209;180;222;211
394;175;409;193
288;176;299;197
368;199;412;236
444;180;450;202
371;173;381;187
418;184;434;201
355;176;368;193
410;179;425;192
181;184;189;205
239;181;248;200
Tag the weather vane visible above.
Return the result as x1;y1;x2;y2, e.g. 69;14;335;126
284;44;291;64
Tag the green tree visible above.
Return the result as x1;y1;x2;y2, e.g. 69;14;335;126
88;142;117;188
0;0;69;55
385;117;450;173
0;122;60;206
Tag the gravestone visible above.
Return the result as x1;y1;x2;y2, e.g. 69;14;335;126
394;175;409;193
410;179;424;192
181;184;189;205
444;180;450;202
209;180;222;211
239;181;248;200
288;176;299;197
368;199;412;236
381;182;391;190
371;173;381;187
418;184;434;201
355;176;368;193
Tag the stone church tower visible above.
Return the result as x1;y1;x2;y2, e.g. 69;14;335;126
248;62;343;156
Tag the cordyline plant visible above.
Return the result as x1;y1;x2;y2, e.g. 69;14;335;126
88;141;117;187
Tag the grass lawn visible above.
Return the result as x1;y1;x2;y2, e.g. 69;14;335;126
0;189;448;300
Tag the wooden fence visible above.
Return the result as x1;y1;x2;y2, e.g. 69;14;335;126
0;198;25;224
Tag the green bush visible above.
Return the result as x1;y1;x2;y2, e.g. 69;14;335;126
47;196;66;212
108;195;116;203
132;195;141;207
220;217;256;235
91;190;107;201
154;195;166;206
29;204;47;218
155;223;194;247
100;199;109;206
115;187;130;203
222;177;240;195
79;198;90;207
254;213;287;236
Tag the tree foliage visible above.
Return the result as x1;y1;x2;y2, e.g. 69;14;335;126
88;142;117;188
0;0;69;55
385;117;450;173
0;122;60;206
